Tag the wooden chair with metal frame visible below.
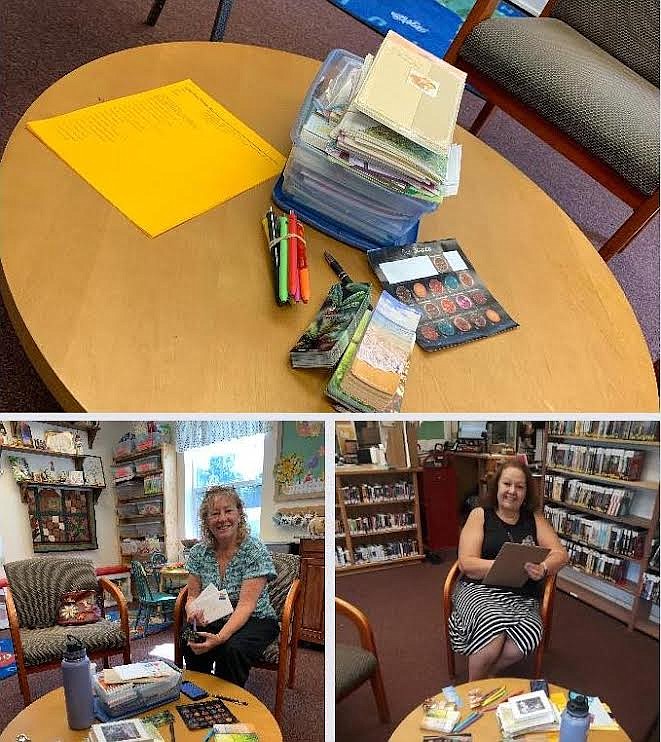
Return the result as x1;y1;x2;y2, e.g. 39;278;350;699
335;596;390;723
173;552;302;725
445;0;659;262
4;557;131;707
442;560;557;682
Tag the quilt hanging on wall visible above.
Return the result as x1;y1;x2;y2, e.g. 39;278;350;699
24;486;98;552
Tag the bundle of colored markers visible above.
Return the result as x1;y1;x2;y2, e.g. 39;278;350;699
262;206;310;306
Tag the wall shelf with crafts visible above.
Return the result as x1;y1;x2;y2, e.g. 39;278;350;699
112;431;178;565
0;420;106;499
543;420;660;639
335;466;424;574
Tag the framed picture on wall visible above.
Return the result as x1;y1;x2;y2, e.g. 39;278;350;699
82;456;106;487
23;486;98;552
274;422;325;501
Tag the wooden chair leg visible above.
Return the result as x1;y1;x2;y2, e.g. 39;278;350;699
102;656;110;669
470;100;496;135
599;190;659;262
369;666;391;723
533;641;544;678
273;652;288;725
145;0;167;25
17;664;31;706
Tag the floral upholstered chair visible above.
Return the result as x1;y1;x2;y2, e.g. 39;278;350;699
4;557;131;705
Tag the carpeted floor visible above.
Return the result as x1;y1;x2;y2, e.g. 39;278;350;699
1;0;658;410
336;560;660;742
0;627;325;742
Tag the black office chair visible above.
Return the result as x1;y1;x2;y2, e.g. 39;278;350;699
145;0;234;41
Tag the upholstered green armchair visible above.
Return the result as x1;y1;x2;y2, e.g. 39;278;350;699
173;552;302;724
446;0;659;261
4;557;130;706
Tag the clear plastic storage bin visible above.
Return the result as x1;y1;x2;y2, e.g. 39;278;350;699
135;456;160;475
280;48;438;248
113;464;135;483
137;498;163;517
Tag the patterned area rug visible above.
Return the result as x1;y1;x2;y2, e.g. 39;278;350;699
327;0;525;58
0;638;17;680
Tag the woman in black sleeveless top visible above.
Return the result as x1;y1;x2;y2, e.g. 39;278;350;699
448;459;568;681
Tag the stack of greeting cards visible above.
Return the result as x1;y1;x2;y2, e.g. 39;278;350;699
289;282;371;368
326;292;420;411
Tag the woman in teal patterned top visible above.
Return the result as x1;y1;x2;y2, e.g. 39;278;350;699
183;486;279;687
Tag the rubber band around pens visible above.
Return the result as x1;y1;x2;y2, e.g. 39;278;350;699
268;233;306;249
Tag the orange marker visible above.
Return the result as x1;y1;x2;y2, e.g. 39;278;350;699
297;220;310;303
288;210;299;301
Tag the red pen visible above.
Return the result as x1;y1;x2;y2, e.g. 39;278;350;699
297;220;310;303
288;210;299;301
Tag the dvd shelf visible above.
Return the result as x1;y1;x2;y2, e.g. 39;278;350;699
335;466;424;574
544;422;660;639
112;441;178;565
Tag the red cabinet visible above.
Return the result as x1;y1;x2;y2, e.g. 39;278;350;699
418;464;460;551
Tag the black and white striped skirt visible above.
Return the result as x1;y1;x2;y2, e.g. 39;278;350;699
448;580;543;656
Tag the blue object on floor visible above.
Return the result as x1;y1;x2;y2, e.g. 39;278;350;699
327;0;525;58
0;638;17;680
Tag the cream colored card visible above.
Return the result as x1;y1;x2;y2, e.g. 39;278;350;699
352;31;466;154
27;79;286;237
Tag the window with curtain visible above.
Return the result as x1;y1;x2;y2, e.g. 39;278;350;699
184;434;266;540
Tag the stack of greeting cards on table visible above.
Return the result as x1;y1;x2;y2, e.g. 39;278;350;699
289;282;371;368
496;690;560;738
326;292;420;412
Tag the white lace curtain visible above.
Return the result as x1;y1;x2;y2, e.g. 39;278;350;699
175;420;272;452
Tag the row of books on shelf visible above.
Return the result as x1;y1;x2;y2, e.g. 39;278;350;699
544;505;644;558
641;572;660;603
559;537;629;584
548;420;659;441
346;511;415;532
339;481;413;504
544;475;633;517
546;444;645;481
336;538;419;566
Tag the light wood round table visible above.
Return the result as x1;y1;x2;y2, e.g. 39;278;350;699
0;670;282;741
388;678;631;741
1;42;657;412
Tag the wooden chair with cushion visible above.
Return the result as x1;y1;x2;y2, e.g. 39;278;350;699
335;596;390;723
445;0;659;262
442;560;556;681
173;552;302;724
4;557;131;706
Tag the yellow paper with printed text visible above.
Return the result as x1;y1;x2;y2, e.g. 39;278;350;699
27;79;286;237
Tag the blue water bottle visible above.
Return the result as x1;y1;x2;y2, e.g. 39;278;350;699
61;635;95;729
559;694;590;742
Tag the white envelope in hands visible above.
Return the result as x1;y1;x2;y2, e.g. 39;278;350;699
189;583;234;624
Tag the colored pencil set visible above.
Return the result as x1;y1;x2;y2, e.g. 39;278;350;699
261;206;310;306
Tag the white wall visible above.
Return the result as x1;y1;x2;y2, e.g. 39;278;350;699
0;421;130;578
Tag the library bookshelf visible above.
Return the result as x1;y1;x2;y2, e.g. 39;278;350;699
113;442;178;565
543;422;660;639
335;465;424;574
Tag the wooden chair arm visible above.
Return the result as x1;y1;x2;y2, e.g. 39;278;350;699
443;561;461;617
279;577;301;650
540;572;557;621
174;585;189;668
98;577;130;642
445;0;502;64
335;596;378;655
4;586;27;675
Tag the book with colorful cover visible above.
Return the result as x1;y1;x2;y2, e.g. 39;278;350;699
367;239;517;351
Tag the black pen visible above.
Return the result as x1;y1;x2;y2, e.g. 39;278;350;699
266;207;286;306
323;250;352;286
214;694;249;706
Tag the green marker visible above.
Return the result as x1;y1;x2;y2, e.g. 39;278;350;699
278;215;288;304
